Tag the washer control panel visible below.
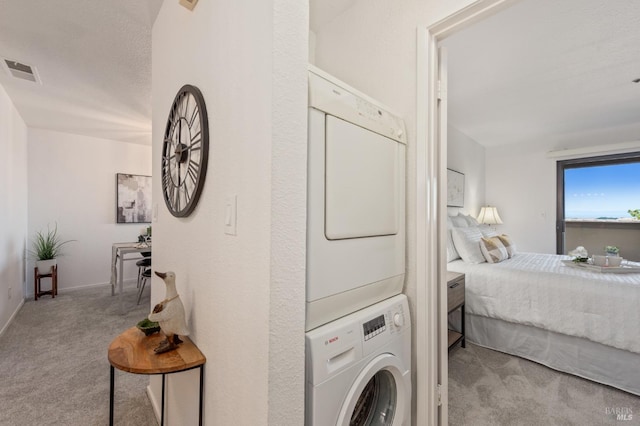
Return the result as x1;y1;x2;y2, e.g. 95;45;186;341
361;298;408;357
363;314;386;341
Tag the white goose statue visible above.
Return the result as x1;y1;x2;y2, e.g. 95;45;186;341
148;271;190;353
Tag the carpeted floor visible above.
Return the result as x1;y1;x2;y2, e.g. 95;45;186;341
0;284;158;426
449;343;640;425
7;287;639;426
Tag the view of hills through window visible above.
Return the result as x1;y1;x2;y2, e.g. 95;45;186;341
565;162;640;220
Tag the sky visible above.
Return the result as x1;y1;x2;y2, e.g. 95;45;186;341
565;162;640;219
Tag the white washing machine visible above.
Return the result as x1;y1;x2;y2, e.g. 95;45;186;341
306;65;407;331
306;294;411;425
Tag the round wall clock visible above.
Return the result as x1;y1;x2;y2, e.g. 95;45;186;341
161;84;209;217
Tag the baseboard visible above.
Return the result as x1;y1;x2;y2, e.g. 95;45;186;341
0;298;25;338
146;384;162;423
26;279;138;298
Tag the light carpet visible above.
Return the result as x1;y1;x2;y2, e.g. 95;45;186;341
0;284;158;426
449;343;640;425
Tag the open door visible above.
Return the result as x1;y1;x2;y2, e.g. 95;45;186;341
417;3;518;425
436;45;449;426
416;29;450;426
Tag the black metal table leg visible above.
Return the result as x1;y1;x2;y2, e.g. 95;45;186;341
461;303;466;348
161;373;166;426
109;366;115;426
199;366;204;426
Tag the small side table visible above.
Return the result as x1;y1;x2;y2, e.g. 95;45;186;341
108;327;206;426
446;271;465;351
34;265;57;300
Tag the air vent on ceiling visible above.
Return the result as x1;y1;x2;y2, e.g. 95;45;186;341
2;58;41;84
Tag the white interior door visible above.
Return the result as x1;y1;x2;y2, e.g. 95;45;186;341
417;3;518;425
436;45;449;426
415;29;448;426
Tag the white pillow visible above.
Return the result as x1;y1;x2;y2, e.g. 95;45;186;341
451;227;486;264
459;213;480;227
480;236;509;263
450;215;468;228
497;234;517;258
446;230;460;262
446;216;460;262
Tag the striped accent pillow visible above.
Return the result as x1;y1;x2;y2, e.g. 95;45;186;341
480;236;509;263
497;234;516;258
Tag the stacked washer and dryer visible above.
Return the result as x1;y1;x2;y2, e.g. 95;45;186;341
305;65;411;426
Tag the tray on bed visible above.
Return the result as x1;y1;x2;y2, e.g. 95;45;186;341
561;259;640;273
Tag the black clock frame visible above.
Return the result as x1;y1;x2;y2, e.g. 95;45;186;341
161;84;209;217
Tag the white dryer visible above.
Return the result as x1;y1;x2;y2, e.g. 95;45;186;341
306;65;407;331
306;294;411;426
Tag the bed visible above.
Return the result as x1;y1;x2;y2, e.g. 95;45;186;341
446;215;640;396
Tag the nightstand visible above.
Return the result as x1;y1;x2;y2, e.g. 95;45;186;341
446;271;465;350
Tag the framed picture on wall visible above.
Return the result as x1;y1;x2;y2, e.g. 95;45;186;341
447;169;465;207
116;173;152;223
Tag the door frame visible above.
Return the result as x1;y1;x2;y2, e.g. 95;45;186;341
415;1;518;424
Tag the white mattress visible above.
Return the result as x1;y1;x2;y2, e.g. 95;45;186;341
447;252;640;354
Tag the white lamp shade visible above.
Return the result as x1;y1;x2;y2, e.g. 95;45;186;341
477;206;503;225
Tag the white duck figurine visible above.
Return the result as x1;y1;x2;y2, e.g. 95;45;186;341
148;271;190;353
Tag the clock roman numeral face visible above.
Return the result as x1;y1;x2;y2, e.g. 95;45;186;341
161;85;209;217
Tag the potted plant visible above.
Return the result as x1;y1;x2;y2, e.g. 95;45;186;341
30;224;75;273
604;245;620;257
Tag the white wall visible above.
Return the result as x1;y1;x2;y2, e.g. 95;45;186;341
151;1;306;424
447;125;486;218
312;0;475;422
0;83;28;335
485;142;557;253
27;128;152;293
269;1;308;423
448;127;557;254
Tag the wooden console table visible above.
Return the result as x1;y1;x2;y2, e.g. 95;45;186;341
108;327;206;426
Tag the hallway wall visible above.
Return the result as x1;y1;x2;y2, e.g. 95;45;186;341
27;128;152;293
0;83;28;334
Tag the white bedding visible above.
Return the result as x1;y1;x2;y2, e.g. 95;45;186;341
447;252;640;354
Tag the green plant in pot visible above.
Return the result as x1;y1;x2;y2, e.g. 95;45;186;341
604;245;620;257
30;224;75;273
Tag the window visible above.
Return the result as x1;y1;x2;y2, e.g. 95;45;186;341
556;152;640;253
564;162;640;220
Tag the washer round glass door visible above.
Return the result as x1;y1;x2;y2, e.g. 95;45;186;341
338;354;409;426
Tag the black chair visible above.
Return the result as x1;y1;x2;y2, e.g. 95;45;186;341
136;256;152;288
137;269;152;305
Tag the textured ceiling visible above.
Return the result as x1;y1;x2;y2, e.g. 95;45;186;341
442;0;640;149
0;0;163;145
2;0;637;149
